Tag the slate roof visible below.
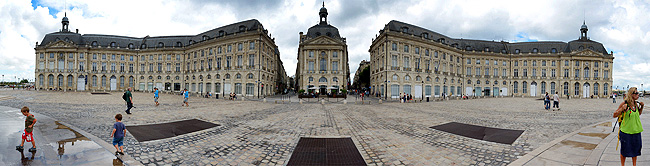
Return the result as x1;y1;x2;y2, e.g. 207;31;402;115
385;20;610;55
39;19;264;48
306;24;341;39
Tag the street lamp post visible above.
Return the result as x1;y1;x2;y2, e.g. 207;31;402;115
421;81;424;100
222;78;225;98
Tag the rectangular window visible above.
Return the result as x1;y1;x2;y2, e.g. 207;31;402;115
140;64;145;71
552;61;556;66
403;57;409;68
541;69;546;77
392;55;398;67
92;62;97;71
68;53;74;59
333;51;338;57
605;62;609;68
238;43;243;51
309;51;314;57
79;53;84;59
523;69;527;77
237;55;242;67
594;70;598;78
476;68;481;76
415;47;419;54
476;59;480;64
227;45;232;52
575;69;580;78
523;61;527;66
514;69;518;77
308;61;314;71
50;53;55;58
332;61;338;71
249;54;255;67
391;85;399;97
514;61;518;66
120;55;125;61
565;60;569;66
564;69;569;77
467;59;471;64
235;83;242;94
494;68;498;76
149;63;154;72
216;58;221;69
604;70;609;78
207;59;212;70
128;64;133;72
392;43;397;51
176;63;180;72
485;67;489;75
102;54;106;60
158;63;162;71
502;69;507;76
226;56;231;68
101;62;107;71
249;41;255;50
532;69;536;77
39;53;44;59
551;69;556;77
246;83;254;95
79;62;84;71
120;63;125;72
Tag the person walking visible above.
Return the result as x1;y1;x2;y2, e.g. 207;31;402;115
544;92;550;110
153;87;160;106
613;87;644;166
123;87;133;114
553;92;560;111
182;88;189;107
613;93;617;103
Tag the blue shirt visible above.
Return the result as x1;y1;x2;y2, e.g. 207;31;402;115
184;91;189;98
154;90;159;98
113;122;126;138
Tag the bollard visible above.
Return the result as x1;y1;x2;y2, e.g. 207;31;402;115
263;98;266;103
379;99;382;104
321;99;325;104
300;100;303;104
343;99;347;104
275;101;277;104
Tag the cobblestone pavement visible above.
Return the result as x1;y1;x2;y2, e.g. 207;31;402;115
0;90;620;165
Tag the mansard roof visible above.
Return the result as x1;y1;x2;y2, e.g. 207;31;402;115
39;19;264;48
384;20;610;55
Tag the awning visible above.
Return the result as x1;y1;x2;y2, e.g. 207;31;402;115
308;87;319;89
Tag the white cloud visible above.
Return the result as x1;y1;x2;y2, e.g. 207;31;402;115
1;0;648;89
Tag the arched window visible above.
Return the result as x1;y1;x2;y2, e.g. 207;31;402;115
236;74;241;79
422;33;429;39
515;49;520;54
320;58;326;71
110;42;117;47
401;27;409;33
128;43;134;49
140;44;147;49
319;77;327;82
326;32;332;37
239;25;246;32
158;42;164;48
467;80;472;84
248;73;254;79
91;41;98;47
202;35;209;41
188;40;194;45
392;74;398;81
532;48;538;53
176;42;182;47
333;77;338;82
574;83;580;96
225;74;230;79
551;48;557;53
405;75;410;81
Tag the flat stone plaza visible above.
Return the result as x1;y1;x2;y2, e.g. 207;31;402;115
0;89;644;165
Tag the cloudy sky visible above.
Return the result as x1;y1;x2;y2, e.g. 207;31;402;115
1;0;649;91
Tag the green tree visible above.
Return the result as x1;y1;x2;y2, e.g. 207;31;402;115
20;79;28;84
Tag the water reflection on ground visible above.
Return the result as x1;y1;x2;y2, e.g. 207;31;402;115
0;107;122;166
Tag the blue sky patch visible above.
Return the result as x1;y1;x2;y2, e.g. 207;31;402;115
513;32;538;42
31;0;59;17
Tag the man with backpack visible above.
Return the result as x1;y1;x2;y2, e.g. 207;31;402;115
123;87;133;114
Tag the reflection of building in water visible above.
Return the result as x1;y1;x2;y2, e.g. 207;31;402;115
55;121;90;158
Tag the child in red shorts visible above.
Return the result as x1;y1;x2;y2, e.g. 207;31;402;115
16;106;37;152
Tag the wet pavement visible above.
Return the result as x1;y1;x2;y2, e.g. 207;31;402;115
0;105;122;166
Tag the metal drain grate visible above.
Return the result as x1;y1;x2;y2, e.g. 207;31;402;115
430;122;524;144
126;119;219;142
287;137;366;165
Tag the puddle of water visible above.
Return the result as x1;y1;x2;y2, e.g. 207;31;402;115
52;121;123;166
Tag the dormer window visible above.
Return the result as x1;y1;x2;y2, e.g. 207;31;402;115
218;30;224;37
532;48;538;53
315;32;321;36
466;46;472;51
551;48;557;53
202;35;209;41
64;37;70;42
422;33;429;39
501;49;507;54
326;32;332;37
401;27;409;33
484;47;490;52
588;46;594;50
176;42;182;47
515;49;520;54
158;42;164;48
439;38;445;43
128;43;134;49
188;40;194;45
578;46;584;50
239;25;246;32
91;41;98;47
110;42;117;47
140;44;147;49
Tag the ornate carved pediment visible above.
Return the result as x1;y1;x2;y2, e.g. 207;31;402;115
574;49;600;57
45;40;76;48
304;36;343;45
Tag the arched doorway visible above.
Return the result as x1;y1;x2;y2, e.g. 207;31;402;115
110;76;117;90
77;75;85;91
583;83;590;98
530;82;537;96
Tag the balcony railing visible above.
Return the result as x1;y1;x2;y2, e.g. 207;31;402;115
415;69;422;72
403;67;411;71
391;66;400;70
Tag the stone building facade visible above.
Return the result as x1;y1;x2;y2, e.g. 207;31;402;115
35;15;288;97
369;20;613;99
295;3;350;94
